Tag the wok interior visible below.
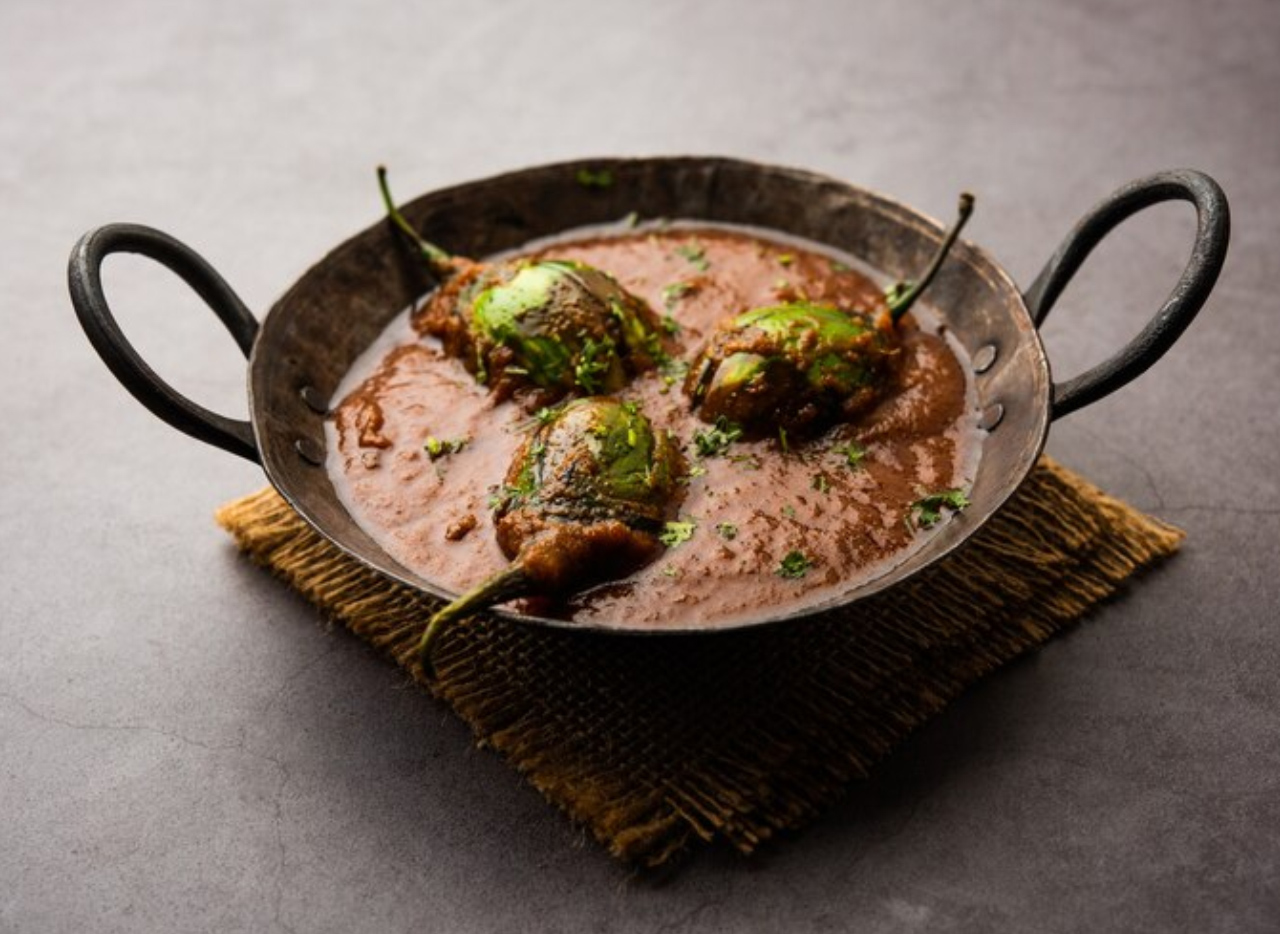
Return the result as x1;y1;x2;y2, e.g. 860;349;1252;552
249;157;1050;632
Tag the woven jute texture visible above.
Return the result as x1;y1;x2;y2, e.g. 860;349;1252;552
215;457;1183;868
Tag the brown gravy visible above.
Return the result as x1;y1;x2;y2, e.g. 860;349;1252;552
327;224;982;630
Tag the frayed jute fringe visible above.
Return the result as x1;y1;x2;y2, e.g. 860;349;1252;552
215;457;1183;867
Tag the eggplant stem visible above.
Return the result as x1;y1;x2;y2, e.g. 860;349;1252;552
888;193;975;323
418;564;531;665
377;165;455;275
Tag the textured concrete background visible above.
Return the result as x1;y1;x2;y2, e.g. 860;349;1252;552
3;0;1278;931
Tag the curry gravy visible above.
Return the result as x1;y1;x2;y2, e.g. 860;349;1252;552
327;224;983;629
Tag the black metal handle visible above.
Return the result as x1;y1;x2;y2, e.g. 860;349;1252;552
68;224;261;462
1023;169;1230;421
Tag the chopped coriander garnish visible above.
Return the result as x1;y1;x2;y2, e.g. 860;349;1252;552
660;356;689;381
511;408;552;433
661;313;681;336
727;453;761;470
830;259;851;273
777;550;813;579
424;435;469;460
621;210;640;228
686;463;707;478
662;565;682;578
660;359;687;392
812;473;831;494
659;519;697;547
692;416;743;458
573;335;616;394
778;427;789;454
774;277;791;291
675;243;710;272
781;504;797;519
777;253;795;266
715;522;738;540
486;484;523;511
908;488;971;529
575;167;614;189
661;281;694;310
836;440;866;469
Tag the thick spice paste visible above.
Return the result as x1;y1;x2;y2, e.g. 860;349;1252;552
327;224;983;629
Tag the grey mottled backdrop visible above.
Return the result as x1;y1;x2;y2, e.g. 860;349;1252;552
2;1;1277;931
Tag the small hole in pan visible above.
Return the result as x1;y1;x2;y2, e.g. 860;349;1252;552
980;402;1005;431
972;344;997;373
299;385;328;415
294;437;325;466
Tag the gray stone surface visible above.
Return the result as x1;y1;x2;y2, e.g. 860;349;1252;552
3;0;1278;930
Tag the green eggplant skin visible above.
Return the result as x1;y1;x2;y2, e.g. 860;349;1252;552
419;258;667;408
415;398;686;661
493;397;685;592
685;301;900;437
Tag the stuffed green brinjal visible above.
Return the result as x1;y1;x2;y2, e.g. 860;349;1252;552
685;194;974;437
417;397;684;660
380;168;668;409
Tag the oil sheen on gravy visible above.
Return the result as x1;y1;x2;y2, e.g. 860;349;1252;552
327;223;984;630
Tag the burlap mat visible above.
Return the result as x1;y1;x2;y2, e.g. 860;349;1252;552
215;456;1182;867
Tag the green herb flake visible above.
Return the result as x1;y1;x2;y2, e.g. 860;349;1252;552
687;464;707;478
661;313;682;336
575;167;615;189
781;504;797;519
908;488;972;529
778;427;790;454
777;253;795;267
621;210;640;228
830;259;851;273
692;416;743;458
573;336;616;394
424;435;470;460
660;359;688;394
659;519;697;547
662;565;682;578
777;550;814;579
812;473;831;494
836;441;867;469
715;522;738;540
661;356;689;379
675;243;710;272
662;281;694;310
486;485;520;511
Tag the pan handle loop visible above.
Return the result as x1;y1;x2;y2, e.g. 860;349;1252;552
68;224;261;463
1023;169;1229;421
